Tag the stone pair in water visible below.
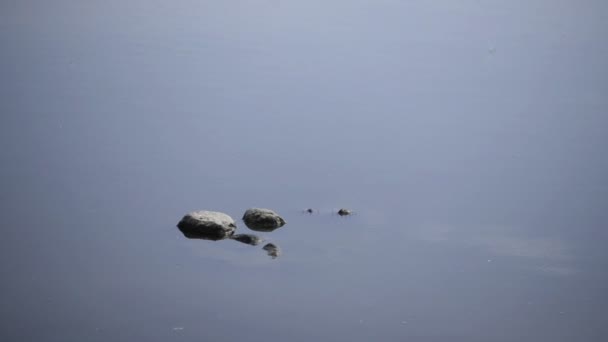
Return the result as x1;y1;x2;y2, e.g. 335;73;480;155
177;208;286;239
177;208;285;258
304;208;353;216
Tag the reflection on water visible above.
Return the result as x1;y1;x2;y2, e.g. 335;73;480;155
177;215;280;259
2;0;607;341
177;223;232;241
230;234;263;246
262;243;281;259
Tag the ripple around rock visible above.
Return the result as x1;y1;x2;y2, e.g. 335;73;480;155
177;210;236;240
242;208;286;232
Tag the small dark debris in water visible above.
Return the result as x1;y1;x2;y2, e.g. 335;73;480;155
302;208;319;215
337;208;352;216
230;234;263;246
262;243;280;259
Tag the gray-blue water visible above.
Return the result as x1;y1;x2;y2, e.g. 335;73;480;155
1;1;607;341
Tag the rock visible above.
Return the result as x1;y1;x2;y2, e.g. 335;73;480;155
177;210;236;240
230;234;263;246
262;243;280;259
337;208;352;216
242;208;286;232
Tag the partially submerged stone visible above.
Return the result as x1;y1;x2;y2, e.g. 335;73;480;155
230;234;263;246
337;208;352;216
242;208;286;232
262;243;280;259
177;210;236;240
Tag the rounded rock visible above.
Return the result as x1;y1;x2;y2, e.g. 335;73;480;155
242;208;286;232
177;210;236;240
337;208;352;216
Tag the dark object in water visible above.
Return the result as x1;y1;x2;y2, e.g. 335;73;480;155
262;243;280;259
177;210;236;240
242;208;286;232
231;234;263;246
301;208;318;215
337;208;352;216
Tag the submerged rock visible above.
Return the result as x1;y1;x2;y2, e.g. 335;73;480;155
230;234;263;246
262;243;280;259
177;210;236;240
242;208;286;232
337;208;352;216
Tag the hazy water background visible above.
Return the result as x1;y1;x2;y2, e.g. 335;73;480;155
1;1;607;341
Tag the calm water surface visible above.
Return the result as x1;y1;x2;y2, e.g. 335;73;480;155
1;1;607;341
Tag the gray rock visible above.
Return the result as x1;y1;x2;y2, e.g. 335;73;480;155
262;243;281;259
177;210;236;240
242;208;286;232
230;234;263;246
337;208;352;216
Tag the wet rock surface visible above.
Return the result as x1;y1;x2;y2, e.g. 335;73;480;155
177;210;236;240
262;243;280;259
242;208;286;232
230;234;263;246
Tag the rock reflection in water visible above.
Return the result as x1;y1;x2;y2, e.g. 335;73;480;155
176;210;283;259
262;243;280;259
230;234;263;246
177;224;234;241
